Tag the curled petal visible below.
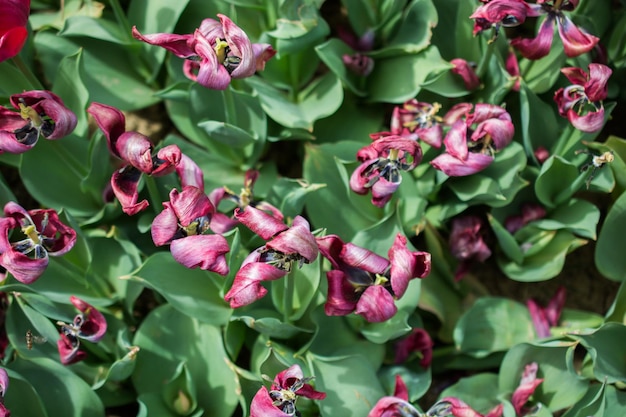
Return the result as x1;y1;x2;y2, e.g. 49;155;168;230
87;102;126;158
170;234;229;275
131;26;196;58
370;177;399;207
567;107;605;133
110;166;148;215
31;96;77;139
0;367;8;397
250;386;291;417
210;212;240;235
388;234;431;298
151;203;179;246
0;249;48;284
444;103;473;125
431;397;484;417
395;328;433;368
349;158;378;195
368;396;418;417
430;152;494;176
511;363;544;415
234;206;288;241
355;285;397;322
176;153;205;190
218;14;256;78
558;16;599;58
471;118;514;150
0;0;30;62
70;296;107;342
194;31;232;90
341;242;390;275
28;209;76;256
273;365;326;400
225;262;287;308
450;59;480;90
252;43;276;72
416;124;443;148
585;63;612;102
115;133;154;172
169;186;214;227
151;145;181;176
443;121;469;161
325;270;359;317
267;216;318;263
57;333;87;365
511;16;555;60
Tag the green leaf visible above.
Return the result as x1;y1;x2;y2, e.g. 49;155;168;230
127;252;232;326
271;257;322;321
488;214;524;264
265;177;326;219
315;39;367;96
519;47;566;94
0;60;37;96
92;346;141;390
571;323;626;384
52;48;89;136
499;343;588;411
197;121;257;148
234;311;313;339
132;304;239;417
533;199;600;240
7;357;105;417
454;297;535;358
352;209;404;257
519;84;560;163
499;230;587;281
535;156;581;208
367;46;451;103
247;72;344;130
310;354;386;417
59;16;127;44
562;383;606;417
3;369;49;417
596;191;626;281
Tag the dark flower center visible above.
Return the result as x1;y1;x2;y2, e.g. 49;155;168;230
259;248;307;272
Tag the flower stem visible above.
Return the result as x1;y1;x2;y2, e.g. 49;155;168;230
283;268;296;323
11;55;44;90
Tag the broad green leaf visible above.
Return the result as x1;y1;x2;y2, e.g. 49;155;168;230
533;199;600;240
454;297;535;357
571;323;626;384
92;346;141;390
0;60;36;95
126;252;232;326
7;357;105;417
59;16;127;44
265;177;326;219
234;311;313;339
3;369;49;416
562;383;606;417
499;230;587;281
367;47;451;103
247;72;343;130
584;136;626;193
52;49;89;136
535;156;581;208
499;343;588;411
197;121;257;148
519;47;566;94
605;279;626;323
596;191;626;281
132;304;239;417
352;209;404;257
519;84;560;164
488;214;524;264
315;39;368;96
311;354;386;417
271;257;322;321
440;373;502;415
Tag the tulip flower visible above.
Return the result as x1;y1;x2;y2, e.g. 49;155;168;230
250;364;326;417
56;296;107;365
151;186;230;275
553;63;612;133
470;0;539;38
208;169;283;234
448;215;492;281
0;90;77;154
342;53;375;76
526;286;566;338
386;100;444;148
350;135;423;207
511;0;599;60
431;103;514;176
224;206;318;308
426;397;503;417
511;362;544;416
87;102;184;215
368;375;421;417
0;202;76;284
0;0;30;63
504;203;546;233
132;14;275;90
316;233;431;323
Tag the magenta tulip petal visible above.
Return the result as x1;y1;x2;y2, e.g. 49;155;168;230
558;16;599;58
355;286;397;322
585;63;612;102
87;102;126;158
389;234;431;298
113;132;153;173
341;243;390;274
511;363;544;415
194;31;233;90
176;153;205;190
169;186;214;227
70;296;107;342
511;16;555;60
0;0;30;62
430;152;494;176
444;121;469;161
235;206;288;240
325;270;359;316
450;58;480;90
131;26;196;58
57;333;87;365
394;328;434;368
218;14;256;78
151;204;179;246
110;166;148;215
170;234;230;275
225;262;287;308
267;216;318;263
567;107;605;133
0;249;48;284
250;386;291;417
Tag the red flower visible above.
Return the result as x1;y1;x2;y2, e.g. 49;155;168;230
553;63;612;133
511;363;544;416
394;328;434;368
317;234;431;323
250;365;325;417
0;202;76;284
132;14;275;89
368;375;420;417
56;296;107;365
448;215;492;281
0;0;30;62
0;367;9;416
511;0;599;60
224;207;318;308
450;59;480;91
0;90;77;154
526;286;565;338
470;0;539;37
151;186;230;275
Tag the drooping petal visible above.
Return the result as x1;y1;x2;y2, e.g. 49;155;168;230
544;286;566;326
28;209;76;256
252;43;276;71
557;16;599;58
566;107;605;133
388;234;431;298
349;158;379;195
443;120;469;161
87;102;126;158
0;367;8;397
471;117;514;150
151;203;180;246
527;298;551;338
369;177;399;208
114;132;153;173
151;144;182;177
131;26;196;58
511;362;543;415
224;262;287;308
430;152;494;177
234;206;288;241
341;242;390;275
585;63;612;102
176;153;205;190
0;249;48;284
29;94;77;139
368;396;419;417
170;234;230;275
267;216;318;263
69;296;107;342
511;16;555;60
430;397;484;417
169;186;214;227
355;285;397;322
194;30;232;90
394;328;433;367
450;58;480;90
